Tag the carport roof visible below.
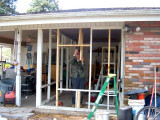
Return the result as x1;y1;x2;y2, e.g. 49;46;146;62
0;7;160;27
1;7;160;16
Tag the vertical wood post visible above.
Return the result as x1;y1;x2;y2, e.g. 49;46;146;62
56;29;60;107
16;29;22;107
107;29;111;90
107;29;111;110
47;29;52;100
36;29;43;107
78;28;83;60
78;91;81;108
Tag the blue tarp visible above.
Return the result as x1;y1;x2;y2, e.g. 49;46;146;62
125;89;148;95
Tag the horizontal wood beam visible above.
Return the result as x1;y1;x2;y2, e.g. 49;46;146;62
58;44;90;47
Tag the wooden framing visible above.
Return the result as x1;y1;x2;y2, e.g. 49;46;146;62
55;28;92;108
58;44;90;47
78;28;84;60
56;29;60;107
32;26;122;111
78;91;81;108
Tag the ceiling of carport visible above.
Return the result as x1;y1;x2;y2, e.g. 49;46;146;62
0;28;121;44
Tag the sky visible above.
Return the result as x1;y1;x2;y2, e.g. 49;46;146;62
16;0;160;13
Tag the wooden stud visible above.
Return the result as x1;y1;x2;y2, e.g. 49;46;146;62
78;91;81;108
58;44;90;47
78;28;84;60
56;29;60;107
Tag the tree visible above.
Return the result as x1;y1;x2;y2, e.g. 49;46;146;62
0;0;17;15
27;0;59;13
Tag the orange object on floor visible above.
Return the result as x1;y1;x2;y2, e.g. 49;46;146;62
58;102;63;106
137;93;144;100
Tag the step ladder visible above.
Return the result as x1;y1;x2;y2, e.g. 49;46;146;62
87;74;119;120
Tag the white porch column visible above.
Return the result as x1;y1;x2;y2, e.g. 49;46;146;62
120;29;125;107
47;29;52;100
60;36;64;93
66;47;69;88
16;29;22;107
88;28;93;109
36;29;43;107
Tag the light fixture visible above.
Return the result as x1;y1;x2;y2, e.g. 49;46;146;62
136;27;141;32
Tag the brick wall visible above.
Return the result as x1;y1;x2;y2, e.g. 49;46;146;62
124;21;160;102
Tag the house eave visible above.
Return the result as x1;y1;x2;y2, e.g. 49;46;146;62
0;9;160;27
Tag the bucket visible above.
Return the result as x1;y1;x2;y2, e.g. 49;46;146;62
137;93;144;100
128;99;145;120
94;112;109;120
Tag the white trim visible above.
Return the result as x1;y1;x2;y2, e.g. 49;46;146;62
66;47;69;89
88;28;92;110
60;36;64;93
38;105;116;113
0;22;124;31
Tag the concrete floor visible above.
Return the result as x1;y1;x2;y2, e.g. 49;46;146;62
1;89;116;110
0;88;117;120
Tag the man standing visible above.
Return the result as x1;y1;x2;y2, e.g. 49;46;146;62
70;48;85;108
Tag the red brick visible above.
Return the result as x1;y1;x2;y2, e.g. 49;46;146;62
133;38;143;40
150;46;160;49
125;62;140;65
144;60;160;63
144;32;154;35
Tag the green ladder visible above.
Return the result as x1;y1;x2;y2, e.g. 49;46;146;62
87;74;119;120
